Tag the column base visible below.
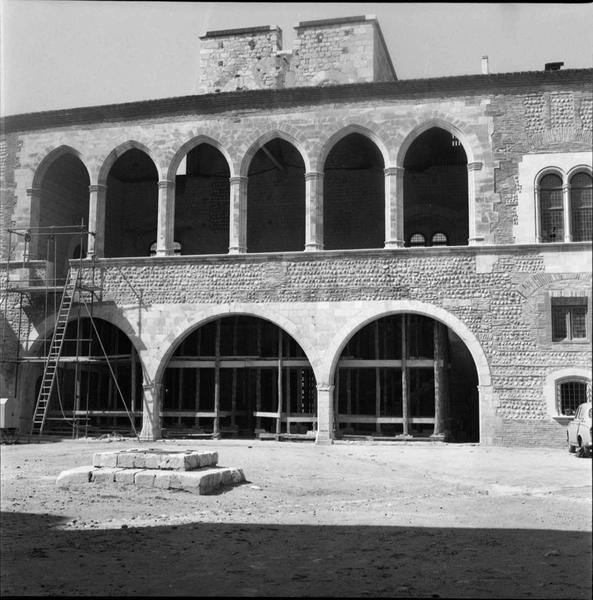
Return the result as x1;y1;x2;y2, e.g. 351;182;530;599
155;249;174;257
139;427;161;442
305;243;324;252
228;246;247;254
315;435;334;446
384;240;404;249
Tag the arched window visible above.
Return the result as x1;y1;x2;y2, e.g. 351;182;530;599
431;232;448;246
409;233;426;247
539;173;563;242
569;172;592;242
557;379;589;416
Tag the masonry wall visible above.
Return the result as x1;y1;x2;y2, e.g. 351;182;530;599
0;73;591;446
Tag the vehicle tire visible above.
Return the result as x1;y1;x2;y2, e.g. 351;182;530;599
579;443;591;458
568;433;576;453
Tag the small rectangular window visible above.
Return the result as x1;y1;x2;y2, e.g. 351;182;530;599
551;297;588;341
558;380;588;416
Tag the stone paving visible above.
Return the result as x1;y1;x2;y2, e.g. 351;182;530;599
56;448;245;494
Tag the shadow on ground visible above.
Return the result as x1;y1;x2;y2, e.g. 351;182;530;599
1;511;591;597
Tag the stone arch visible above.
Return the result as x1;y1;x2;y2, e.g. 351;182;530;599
31;145;89;190
239;130;312;177
567;164;593;180
167;135;235;181
317;123;391;172
396;117;477;167
321;300;491;389
98;140;163;185
153;305;321;386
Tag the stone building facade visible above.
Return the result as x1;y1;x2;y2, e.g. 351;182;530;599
0;16;591;446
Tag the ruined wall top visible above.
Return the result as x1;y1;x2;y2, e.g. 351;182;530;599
198;15;397;94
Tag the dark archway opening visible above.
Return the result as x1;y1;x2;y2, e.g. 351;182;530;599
335;314;479;442
404;128;468;247
175;144;230;254
247;139;305;252
105;148;158;257
37;153;90;281
34;317;142;436
323;133;385;250
162;316;317;438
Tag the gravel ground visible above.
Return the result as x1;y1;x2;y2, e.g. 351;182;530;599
1;437;591;598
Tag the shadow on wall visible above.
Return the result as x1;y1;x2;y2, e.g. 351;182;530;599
1;511;590;597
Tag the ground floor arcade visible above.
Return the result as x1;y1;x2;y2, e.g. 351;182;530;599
19;308;481;443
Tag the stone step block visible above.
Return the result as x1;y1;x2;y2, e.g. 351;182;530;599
57;465;245;495
92;448;218;471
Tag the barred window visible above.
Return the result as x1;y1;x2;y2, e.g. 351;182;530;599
557;380;588;416
551;297;588;341
540;174;564;242
431;232;448;246
570;172;592;242
409;233;426;247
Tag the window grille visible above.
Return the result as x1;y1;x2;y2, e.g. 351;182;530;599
557;380;588;416
539;174;564;242
570;172;592;242
431;232;448;246
551;297;588;341
409;233;426;247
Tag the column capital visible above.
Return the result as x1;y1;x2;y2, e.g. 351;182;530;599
88;184;107;193
467;161;483;172
384;166;404;176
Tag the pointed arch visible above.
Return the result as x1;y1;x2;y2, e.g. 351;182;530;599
167;135;234;181
98;140;162;186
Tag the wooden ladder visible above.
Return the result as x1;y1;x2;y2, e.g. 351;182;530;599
30;268;80;435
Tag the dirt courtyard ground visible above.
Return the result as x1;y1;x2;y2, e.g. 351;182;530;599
1;437;591;598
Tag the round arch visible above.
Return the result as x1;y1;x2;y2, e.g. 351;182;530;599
239;130;312;177
318;123;391;172
167;135;235;181
567;164;593;180
98;140;163;185
153;306;321;387
322;300;491;389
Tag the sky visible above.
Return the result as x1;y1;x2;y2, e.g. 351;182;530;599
1;1;592;116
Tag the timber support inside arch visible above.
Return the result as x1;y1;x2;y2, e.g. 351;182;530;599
161;315;318;439
334;313;479;442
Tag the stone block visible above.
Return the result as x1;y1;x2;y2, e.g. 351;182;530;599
114;468;143;485
92;452;118;468
198;451;218;468
116;452;139;468
90;467;119;484
153;471;172;489
134;470;156;488
56;466;93;487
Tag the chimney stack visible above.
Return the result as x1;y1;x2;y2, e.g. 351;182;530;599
481;55;489;75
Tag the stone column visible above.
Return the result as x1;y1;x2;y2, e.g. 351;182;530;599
384;167;404;248
315;384;335;445
534;184;542;243
26;187;41;259
229;176;248;253
431;321;449;440
562;183;572;242
467;161;484;245
139;382;162;441
156;179;175;256
305;171;324;251
401;314;410;437
87;184;107;258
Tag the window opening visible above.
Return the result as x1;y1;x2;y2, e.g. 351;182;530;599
431;232;448;246
409;233;426;247
539;173;564;242
551;297;588;341
557;380;588;416
569;172;592;242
